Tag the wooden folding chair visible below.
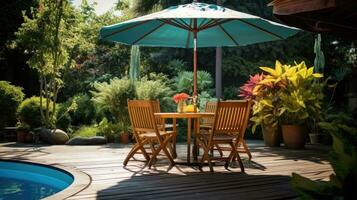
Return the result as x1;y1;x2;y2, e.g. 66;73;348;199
151;99;177;158
221;100;253;160
124;100;175;168
200;101;217;129
197;100;251;172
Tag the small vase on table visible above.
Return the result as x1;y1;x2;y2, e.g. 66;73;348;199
177;100;186;113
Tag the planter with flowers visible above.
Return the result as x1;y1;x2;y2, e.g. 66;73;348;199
278;62;323;149
173;93;190;113
241;72;284;147
244;61;323;148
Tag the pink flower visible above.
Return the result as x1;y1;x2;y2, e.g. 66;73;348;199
173;93;190;104
239;73;264;100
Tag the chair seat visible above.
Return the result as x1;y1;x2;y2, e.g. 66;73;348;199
200;124;212;129
199;130;235;142
140;130;174;138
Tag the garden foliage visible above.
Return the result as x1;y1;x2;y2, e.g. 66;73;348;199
0;81;25;128
17;96;53;129
291;122;357;199
91;77;135;124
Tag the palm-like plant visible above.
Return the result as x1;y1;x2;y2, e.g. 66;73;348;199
175;70;213;94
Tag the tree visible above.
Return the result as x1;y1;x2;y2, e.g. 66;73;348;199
15;0;75;128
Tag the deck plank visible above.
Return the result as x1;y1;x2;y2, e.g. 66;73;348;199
0;141;332;200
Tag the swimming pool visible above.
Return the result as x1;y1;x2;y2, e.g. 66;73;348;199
0;160;74;200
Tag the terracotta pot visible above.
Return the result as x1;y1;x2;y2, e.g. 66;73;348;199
16;130;27;143
24;132;33;143
282;125;306;149
120;132;130;144
262;125;281;147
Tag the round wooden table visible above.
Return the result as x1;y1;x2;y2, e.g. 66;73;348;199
154;112;215;165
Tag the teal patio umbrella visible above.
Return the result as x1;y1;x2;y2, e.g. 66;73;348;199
100;1;299;98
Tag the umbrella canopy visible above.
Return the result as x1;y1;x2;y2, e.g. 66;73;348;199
100;1;299;99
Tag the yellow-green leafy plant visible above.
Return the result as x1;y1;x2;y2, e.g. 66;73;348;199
250;61;323;131
278;62;324;124
250;61;287;133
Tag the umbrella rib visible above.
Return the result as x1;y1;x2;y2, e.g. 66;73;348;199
102;20;151;39
198;18;207;29
158;19;191;31
218;24;239;46
177;18;191;29
236;19;284;39
200;19;221;30
186;19;193;48
132;22;166;45
200;19;234;31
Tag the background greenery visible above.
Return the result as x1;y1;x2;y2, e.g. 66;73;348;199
0;0;356;140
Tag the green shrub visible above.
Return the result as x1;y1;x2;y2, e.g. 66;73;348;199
97;118;122;142
72;125;99;138
70;93;98;125
91;77;135;123
175;70;213;94
56;93;99;131
55;102;73;131
0;81;25;128
17;97;53;129
136;74;175;112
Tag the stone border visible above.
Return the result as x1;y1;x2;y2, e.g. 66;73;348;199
0;159;91;200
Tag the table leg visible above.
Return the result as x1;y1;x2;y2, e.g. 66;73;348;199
172;118;177;159
193;118;200;161
187;118;191;165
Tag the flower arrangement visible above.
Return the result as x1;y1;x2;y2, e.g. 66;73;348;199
173;93;189;103
173;93;189;113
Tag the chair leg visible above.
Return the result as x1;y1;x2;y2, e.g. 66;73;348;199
161;135;175;166
229;142;244;172
242;140;252;160
123;143;141;166
235;150;244;172
172;131;177;158
215;144;224;157
200;147;210;170
148;136;175;168
148;145;161;168
225;142;236;169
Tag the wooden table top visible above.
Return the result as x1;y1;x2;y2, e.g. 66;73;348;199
154;112;215;118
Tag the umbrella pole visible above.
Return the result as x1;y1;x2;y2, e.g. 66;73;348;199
193;33;197;97
193;19;198;111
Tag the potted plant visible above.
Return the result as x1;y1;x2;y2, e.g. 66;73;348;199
277;62;323;149
16;123;30;143
243;70;284;147
250;90;283;147
118;122;131;144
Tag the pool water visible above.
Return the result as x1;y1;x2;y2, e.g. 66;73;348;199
0;161;74;200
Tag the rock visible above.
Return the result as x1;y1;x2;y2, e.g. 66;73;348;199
39;128;69;145
39;128;52;144
66;136;107;145
51;129;69;144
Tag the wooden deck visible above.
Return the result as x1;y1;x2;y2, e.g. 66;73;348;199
0;141;332;200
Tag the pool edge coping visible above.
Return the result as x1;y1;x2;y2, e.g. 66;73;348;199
0;159;92;200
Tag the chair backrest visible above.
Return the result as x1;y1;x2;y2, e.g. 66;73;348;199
201;101;217;125
127;100;158;134
212;100;252;139
151;99;165;127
